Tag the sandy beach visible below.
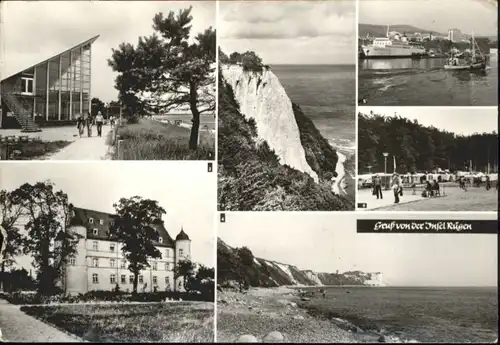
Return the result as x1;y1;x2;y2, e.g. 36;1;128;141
217;287;359;343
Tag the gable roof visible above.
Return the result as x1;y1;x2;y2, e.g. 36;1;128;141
70;206;175;248
1;35;100;82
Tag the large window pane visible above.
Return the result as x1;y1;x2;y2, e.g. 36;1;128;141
61;52;71;91
71;92;81;118
35;99;46;121
48;91;58;120
71;48;82;92
61;91;71;120
48;59;60;90
82;93;89;115
35;65;47;96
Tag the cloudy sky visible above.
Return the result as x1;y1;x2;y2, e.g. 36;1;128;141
219;0;356;64
360;0;497;36
219;212;497;287
360;107;497;136
1;1;215;102
1;162;216;270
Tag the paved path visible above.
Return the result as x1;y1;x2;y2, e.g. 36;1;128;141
357;188;424;210
0;126;79;142
0;299;82;342
48;125;112;160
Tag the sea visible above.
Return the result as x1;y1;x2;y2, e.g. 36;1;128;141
358;57;498;106
153;113;216;130
301;286;498;343
271;65;356;156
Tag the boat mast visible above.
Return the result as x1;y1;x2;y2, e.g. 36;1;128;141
471;31;476;60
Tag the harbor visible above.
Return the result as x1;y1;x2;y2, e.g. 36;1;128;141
357;21;497;105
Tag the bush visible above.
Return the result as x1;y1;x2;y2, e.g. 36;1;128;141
6;291;43;305
2;288;213;305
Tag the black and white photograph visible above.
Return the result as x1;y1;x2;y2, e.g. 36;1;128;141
216;212;498;343
0;1;215;161
357;107;498;211
0;162;215;342
358;0;498;106
217;0;356;211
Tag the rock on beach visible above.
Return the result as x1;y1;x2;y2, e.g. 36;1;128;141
237;334;259;342
263;331;284;342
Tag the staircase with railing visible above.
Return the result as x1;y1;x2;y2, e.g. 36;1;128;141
0;92;41;132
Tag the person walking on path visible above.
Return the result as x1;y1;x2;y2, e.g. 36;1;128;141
109;115;115;129
391;173;402;204
76;116;85;138
95;111;104;137
85;112;93;137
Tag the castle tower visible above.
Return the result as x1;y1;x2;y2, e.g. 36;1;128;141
61;207;88;295
174;227;191;291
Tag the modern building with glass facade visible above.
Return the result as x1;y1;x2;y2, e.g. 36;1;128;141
0;35;99;132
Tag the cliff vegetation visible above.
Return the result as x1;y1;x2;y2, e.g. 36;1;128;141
217;238;369;290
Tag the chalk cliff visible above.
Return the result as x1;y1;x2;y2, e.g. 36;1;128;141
221;65;318;182
217;238;381;288
217;63;353;211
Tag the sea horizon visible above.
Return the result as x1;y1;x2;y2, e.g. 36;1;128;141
270;63;355;67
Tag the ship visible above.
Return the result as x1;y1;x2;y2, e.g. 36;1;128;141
444;31;487;71
360;25;427;58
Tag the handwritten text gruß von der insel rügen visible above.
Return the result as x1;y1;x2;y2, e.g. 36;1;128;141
373;221;473;232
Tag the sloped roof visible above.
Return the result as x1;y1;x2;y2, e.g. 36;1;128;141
1;35;99;82
70;206;175;248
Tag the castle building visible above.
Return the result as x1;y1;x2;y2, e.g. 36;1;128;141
57;207;191;295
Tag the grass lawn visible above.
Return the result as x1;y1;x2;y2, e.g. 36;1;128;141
20;302;214;342
115;118;215;160
373;185;498;211
1;139;71;160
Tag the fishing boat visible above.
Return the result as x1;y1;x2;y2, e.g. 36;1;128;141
444;31;487;71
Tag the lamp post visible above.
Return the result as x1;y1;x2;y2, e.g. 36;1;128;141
383;152;389;189
367;165;373;174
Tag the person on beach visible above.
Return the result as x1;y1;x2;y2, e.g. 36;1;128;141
424;180;433;197
373;174;383;199
391;173;402;203
485;175;491;191
432;180;440;196
95;111;104;137
458;176;467;191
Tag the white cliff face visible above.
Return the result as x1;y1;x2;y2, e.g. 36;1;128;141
303;270;324;286
222;65;318;183
331;151;347;196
